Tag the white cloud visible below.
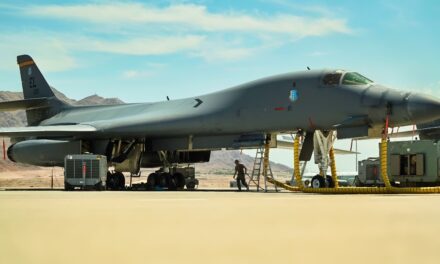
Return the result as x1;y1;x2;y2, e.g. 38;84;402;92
25;3;351;37
194;46;257;61
122;62;166;79
0;2;352;70
0;34;76;72
72;35;205;55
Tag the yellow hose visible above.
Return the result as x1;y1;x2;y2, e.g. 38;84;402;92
263;140;270;180
380;138;392;189
293;135;303;189
329;147;339;188
280;132;440;194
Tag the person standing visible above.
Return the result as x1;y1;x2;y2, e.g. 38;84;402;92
233;160;249;191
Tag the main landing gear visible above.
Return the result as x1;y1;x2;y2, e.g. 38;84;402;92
147;171;186;191
147;167;198;191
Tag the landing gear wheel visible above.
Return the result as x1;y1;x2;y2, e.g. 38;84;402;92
155;173;167;188
114;172;125;190
167;174;177;191
174;173;185;190
106;172;117;190
147;173;157;189
186;179;198;191
326;175;335;188
107;172;125;190
311;175;326;188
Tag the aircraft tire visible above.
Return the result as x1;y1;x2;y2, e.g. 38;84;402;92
326;175;335;188
311;175;325;188
174;173;186;190
155;173;165;188
162;173;171;189
106;172;116;190
114;172;125;190
167;174;178;191
147;173;157;188
186;181;196;190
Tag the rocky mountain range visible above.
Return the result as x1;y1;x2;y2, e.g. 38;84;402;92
0;87;123;127
0;88;291;172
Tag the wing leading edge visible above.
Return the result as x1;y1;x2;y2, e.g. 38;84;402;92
0;124;97;137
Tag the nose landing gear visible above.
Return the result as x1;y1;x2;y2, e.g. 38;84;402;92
308;130;339;188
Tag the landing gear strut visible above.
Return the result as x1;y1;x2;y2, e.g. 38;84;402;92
312;130;338;188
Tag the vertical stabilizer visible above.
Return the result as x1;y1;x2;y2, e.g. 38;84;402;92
16;55;67;125
17;55;55;99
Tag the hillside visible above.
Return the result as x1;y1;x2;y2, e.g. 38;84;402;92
0;88;123;127
198;150;291;174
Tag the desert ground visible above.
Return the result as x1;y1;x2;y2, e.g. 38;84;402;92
0;166;293;190
1;191;440;264
1;159;439;264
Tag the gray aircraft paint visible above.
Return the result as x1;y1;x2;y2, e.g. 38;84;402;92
36;71;438;139
2;55;440;167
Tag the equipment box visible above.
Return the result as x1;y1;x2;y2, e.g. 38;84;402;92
64;154;107;190
357;140;440;187
357;158;382;186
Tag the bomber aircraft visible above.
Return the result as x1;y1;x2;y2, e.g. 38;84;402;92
1;55;440;189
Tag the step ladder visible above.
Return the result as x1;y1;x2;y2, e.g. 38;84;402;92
248;144;278;192
248;147;264;191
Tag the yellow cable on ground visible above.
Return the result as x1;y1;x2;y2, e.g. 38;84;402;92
266;177;300;191
329;147;339;188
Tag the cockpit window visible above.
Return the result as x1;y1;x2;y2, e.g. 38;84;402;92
342;72;373;85
323;73;342;85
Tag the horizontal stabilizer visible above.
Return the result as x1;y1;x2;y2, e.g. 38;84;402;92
0;124;97;137
0;98;50;111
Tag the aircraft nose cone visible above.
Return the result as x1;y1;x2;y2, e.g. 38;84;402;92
407;93;440;123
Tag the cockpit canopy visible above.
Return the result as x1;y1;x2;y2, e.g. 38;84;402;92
323;71;373;86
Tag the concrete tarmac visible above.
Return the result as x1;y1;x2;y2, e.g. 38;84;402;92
1;191;440;264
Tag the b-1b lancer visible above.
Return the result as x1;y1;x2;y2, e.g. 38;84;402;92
1;55;440;189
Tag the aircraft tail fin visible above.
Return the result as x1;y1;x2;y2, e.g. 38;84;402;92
15;55;69;125
17;55;55;99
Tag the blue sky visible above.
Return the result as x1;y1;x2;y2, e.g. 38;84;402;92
0;0;439;171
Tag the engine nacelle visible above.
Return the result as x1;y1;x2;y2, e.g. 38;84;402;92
7;140;81;167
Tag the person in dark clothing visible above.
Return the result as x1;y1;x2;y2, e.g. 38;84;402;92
233;159;249;191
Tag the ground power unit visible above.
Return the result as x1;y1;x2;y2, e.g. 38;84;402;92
64;154;107;190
